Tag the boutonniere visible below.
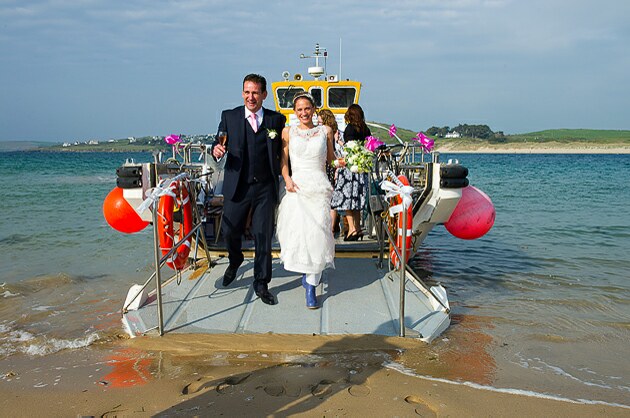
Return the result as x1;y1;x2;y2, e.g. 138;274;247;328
266;129;278;140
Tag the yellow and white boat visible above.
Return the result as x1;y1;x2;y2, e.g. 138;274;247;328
115;43;495;343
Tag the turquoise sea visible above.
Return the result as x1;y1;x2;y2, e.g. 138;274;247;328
0;150;628;406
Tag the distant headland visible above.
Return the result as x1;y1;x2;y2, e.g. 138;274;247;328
3;125;630;154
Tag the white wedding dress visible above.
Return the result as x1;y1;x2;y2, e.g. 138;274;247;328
276;125;335;274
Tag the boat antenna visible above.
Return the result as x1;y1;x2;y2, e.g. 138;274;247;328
339;38;342;80
300;43;327;80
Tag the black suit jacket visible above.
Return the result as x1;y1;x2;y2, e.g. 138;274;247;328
216;106;286;201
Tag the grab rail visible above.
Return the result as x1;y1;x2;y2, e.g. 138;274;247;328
122;171;212;337
375;160;450;336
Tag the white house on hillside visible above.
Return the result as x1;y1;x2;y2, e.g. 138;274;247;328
445;131;461;138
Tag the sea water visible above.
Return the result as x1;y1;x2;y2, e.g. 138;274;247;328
0;150;628;405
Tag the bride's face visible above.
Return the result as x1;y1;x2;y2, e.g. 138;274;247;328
294;98;315;126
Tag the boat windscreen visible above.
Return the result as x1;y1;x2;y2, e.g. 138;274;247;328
276;87;306;109
328;87;357;108
309;87;323;108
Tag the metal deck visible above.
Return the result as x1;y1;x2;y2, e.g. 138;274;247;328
123;254;450;342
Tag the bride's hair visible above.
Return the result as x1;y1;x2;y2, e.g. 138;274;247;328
292;92;316;110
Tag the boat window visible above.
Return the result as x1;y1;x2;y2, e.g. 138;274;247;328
276;87;305;109
309;87;323;108
328;87;356;108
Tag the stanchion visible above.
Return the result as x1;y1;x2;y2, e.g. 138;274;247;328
151;202;165;336
399;204;407;337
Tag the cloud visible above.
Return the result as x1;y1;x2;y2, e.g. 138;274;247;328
1;0;629;140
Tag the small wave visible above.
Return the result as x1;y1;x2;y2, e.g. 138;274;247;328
8;329;35;342
383;361;630;409
0;234;31;245
22;333;100;356
1;273;77;296
2;290;19;298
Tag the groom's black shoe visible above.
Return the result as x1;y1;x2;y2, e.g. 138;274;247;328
222;264;240;287
254;283;276;305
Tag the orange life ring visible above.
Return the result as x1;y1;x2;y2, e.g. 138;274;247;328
157;181;193;270
389;175;413;269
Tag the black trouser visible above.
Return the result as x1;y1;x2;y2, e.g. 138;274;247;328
222;180;276;288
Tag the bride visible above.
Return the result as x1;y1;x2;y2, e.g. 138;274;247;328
276;92;337;309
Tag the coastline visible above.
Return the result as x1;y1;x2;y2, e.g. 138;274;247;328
4;140;630;154
1;334;628;417
436;143;630;154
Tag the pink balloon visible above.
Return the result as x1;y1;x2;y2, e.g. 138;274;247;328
444;186;495;240
164;134;181;145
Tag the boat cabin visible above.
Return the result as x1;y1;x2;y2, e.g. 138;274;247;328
271;44;361;130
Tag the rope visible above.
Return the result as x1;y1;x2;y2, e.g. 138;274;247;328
137;173;189;214
380;171;413;216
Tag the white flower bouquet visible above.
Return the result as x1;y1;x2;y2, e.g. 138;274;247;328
343;140;374;173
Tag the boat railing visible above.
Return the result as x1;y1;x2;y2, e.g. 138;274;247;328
123;151;214;336
368;150;449;337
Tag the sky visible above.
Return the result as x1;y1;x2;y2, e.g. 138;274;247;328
1;0;629;142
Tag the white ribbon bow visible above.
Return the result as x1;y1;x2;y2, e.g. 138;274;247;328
137;173;189;214
380;180;414;216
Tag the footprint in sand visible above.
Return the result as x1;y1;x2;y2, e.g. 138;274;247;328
182;376;216;395
263;384;285;397
216;373;251;395
284;385;302;398
404;395;437;417
311;379;336;398
348;384;371;397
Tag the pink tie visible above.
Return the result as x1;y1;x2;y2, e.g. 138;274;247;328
249;113;258;133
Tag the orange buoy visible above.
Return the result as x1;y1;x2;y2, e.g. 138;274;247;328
157;182;193;270
103;187;149;234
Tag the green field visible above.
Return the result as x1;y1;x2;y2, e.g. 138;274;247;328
507;129;630;144
367;124;630;146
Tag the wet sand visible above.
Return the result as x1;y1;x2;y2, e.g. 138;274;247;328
1;333;628;417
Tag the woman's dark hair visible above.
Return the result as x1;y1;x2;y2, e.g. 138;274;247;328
345;104;369;136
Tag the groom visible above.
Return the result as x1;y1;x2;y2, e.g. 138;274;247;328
212;74;286;305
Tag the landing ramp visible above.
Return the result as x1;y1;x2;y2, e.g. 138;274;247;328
123;257;450;342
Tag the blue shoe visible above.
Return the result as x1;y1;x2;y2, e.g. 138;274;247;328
305;284;319;309
301;274;307;288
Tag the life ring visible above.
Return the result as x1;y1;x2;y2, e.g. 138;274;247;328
389;175;413;269
157;181;193;270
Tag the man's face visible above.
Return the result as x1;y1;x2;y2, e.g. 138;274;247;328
242;81;267;113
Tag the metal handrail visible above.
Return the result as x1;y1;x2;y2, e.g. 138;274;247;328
373;158;449;336
122;220;205;313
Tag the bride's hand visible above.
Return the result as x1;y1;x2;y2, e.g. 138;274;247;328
285;177;299;193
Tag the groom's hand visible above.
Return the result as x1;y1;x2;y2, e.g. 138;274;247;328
213;144;226;160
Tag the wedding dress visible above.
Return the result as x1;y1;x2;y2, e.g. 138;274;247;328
276;125;335;274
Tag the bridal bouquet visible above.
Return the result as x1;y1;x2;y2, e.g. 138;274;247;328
343;140;374;173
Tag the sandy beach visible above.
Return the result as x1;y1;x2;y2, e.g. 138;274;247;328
436;142;630;154
1;333;628;417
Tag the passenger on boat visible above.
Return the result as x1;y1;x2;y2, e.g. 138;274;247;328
317;109;343;235
330;103;371;241
211;74;287;306
277;93;336;309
